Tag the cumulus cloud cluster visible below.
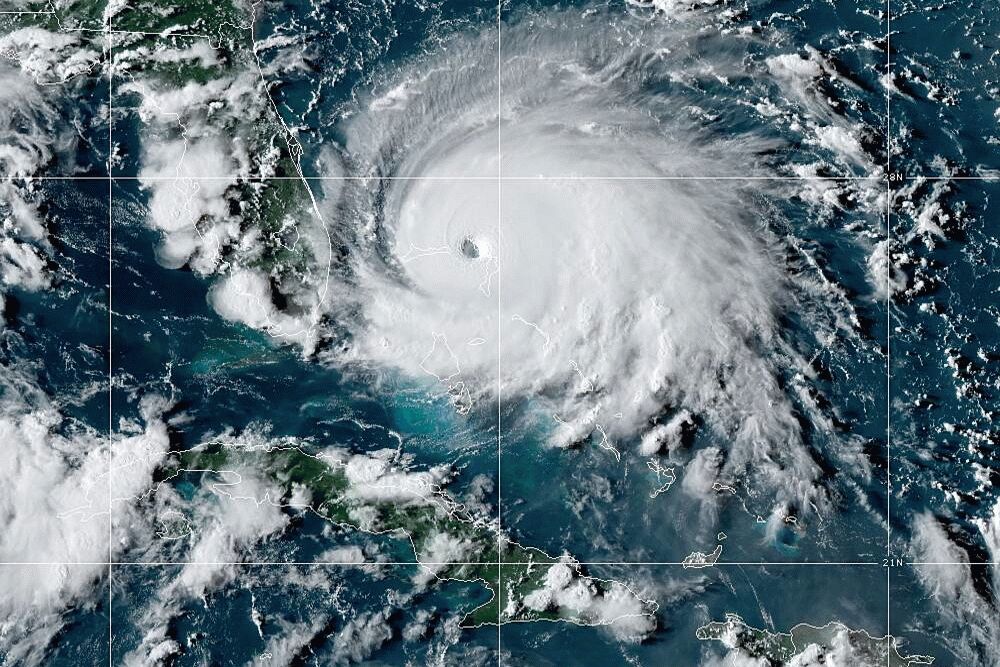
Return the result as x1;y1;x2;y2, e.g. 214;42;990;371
703;629;870;667
764;47;879;175
119;70;264;272
209;267;322;349
699;616;915;667
0;26;100;177
0;24;103;316
0;183;52;305
110;428;477;665
0;407;107;601
909;511;1000;662
0;28;99;85
0;372;106;661
119;42;334;353
519;563;657;642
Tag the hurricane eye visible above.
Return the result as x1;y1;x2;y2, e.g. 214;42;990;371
460;237;481;259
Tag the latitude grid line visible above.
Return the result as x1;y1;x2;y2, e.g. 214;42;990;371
0;560;989;566
19;175;1000;180
44;0;983;663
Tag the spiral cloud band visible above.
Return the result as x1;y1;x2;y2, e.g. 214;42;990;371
304;7;845;514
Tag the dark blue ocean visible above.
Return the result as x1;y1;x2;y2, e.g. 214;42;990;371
2;0;998;664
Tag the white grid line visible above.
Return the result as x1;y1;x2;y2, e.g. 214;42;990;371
106;9;114;667
15;175;887;181
885;0;893;659
0;560;893;566
24;174;1000;181
0;560;991;567
496;0;503;661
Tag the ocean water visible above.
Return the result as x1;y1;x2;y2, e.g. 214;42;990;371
1;0;999;665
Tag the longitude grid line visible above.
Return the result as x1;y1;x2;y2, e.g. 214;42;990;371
496;1;503;664
885;0;892;661
106;8;113;667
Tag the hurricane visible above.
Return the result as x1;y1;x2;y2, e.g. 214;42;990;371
264;6;868;520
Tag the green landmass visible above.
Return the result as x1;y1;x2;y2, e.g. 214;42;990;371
158;441;656;630
696;613;934;667
4;0;318;281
